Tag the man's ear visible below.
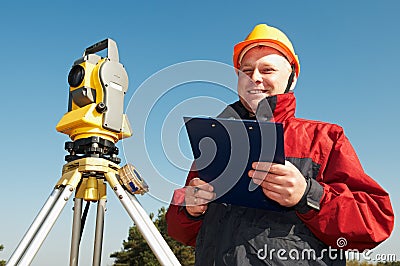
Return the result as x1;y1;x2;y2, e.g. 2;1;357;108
289;75;297;91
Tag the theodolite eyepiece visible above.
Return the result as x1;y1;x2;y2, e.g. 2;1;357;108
68;65;85;88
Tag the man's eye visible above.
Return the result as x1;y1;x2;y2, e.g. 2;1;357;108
261;68;274;74
241;69;253;74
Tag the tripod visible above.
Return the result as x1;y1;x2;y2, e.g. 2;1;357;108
7;137;181;266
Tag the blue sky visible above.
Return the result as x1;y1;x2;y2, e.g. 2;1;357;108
1;1;399;265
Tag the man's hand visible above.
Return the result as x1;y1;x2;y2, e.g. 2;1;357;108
248;160;307;207
185;178;216;217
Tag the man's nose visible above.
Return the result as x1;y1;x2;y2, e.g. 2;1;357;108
251;68;262;83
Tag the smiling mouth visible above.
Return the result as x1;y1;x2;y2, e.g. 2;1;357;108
248;89;268;94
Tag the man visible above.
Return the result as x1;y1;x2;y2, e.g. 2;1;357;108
166;24;394;265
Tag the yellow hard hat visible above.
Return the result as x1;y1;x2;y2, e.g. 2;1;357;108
233;24;300;77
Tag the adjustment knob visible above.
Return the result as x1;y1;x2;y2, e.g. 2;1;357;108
96;102;107;113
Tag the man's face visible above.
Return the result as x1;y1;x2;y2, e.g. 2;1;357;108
237;46;295;114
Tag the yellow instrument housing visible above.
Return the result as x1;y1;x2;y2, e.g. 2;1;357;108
56;39;132;143
56;103;132;142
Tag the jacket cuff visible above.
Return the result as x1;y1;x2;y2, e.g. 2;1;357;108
179;205;205;221
294;178;323;214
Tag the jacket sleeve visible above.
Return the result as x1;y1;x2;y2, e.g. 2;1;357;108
165;168;203;246
297;128;394;251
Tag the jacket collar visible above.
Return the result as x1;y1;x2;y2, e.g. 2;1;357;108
219;93;296;123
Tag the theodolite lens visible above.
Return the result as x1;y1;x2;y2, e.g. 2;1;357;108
68;65;85;87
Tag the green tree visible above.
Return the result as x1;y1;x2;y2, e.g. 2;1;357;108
110;207;195;266
1;244;6;266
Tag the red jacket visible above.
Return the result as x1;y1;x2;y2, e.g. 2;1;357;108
166;93;394;254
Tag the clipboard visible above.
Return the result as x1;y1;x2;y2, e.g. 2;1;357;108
184;117;287;211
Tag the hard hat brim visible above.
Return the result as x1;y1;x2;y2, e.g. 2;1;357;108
233;39;300;77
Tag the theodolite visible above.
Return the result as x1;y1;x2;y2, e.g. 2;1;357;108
7;39;180;266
